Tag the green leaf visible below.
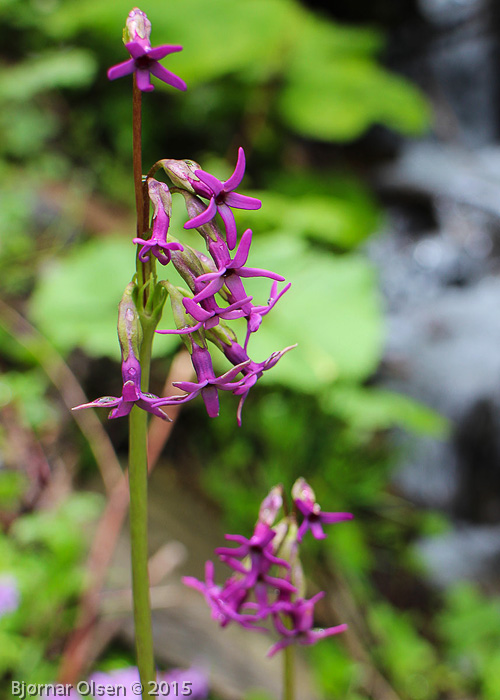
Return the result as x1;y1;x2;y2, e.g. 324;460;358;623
29;237;178;359
0;49;97;101
239;235;383;391
323;385;449;436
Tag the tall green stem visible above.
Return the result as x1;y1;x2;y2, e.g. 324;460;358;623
129;75;156;695
283;645;295;700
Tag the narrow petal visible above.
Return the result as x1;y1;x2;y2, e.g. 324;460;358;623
230;228;252;269
109;400;134;419
320;512;354;524
182;297;214;321
172;381;204;393
238;267;285;281
194;170;224;196
72;396;120;411
156;322;203;335
125;41;148;59
107;59;136;81
310;521;327;540
192;276;225;303
218;204;237;250
184;197;217;229
136;68;154;92
149;62;187;91
223;147;246;191
147;44;183;60
137;399;172;421
267;637;295;658
225;192;262;211
201;385;219;417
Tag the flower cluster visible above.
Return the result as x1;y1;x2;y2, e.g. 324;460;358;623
74;7;293;426
183;480;353;657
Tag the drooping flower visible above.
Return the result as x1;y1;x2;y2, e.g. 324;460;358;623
292;478;353;543
133;179;183;265
192;228;285;303
154;343;248;418
268;592;348;657
184;148;261;249
107;9;186;93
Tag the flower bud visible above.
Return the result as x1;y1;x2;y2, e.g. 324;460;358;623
162;160;212;198
117;283;143;362
124;7;152;47
292;477;316;507
148;178;172;220
258;486;283;527
162;281;205;350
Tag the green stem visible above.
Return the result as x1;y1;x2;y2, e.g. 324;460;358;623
129;75;156;695
283;645;295;700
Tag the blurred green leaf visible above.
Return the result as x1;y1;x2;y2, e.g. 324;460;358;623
243;234;383;390
29;237;177;359
0;49;97;100
323;385;449;436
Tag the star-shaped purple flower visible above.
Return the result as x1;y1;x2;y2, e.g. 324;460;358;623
133;180;183;265
154;344;248;418
292;478;353;543
73;353;170;421
268;592;348;657
184;148;261;249
108;42;186;93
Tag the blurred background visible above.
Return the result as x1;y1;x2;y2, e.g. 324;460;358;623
2;0;500;698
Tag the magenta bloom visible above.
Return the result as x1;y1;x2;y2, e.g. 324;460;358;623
154;344;247;418
192;228;284;303
108;42;186;93
268;592;348;657
73;353;170;421
133;180;183;265
184;148;261;249
293;478;353;543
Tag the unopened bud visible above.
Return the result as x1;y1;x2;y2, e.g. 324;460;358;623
292;477;316;507
124;7;152;46
117;282;142;362
148;178;172;220
162;160;212;198
259;486;283;526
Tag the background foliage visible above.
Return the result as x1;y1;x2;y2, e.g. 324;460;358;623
1;1;496;699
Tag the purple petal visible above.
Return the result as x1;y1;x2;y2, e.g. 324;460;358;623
238;267;285;281
218;203;237;250
310;521;327;540
72;396;120;411
320;512;354;524
223;147;246;191
107;59;136;81
147;44;183;60
149;62;187;91
109;400;134;419
201;385;219;417
136;68;154;92
192;276;225;303
184;197;217;229
182;297;214;322
267;636;295;657
194;170;224;197
230;228;252;269
173;380;205;393
224;192;262;211
125;41;148;59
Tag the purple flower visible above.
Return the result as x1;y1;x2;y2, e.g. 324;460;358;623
192;228;284;303
154;344;248;418
184;148;261;249
133;180;183;265
268;592;348;657
183;561;250;628
218;341;296;425
160;667;209;699
108;14;186;94
292;478;353;543
73;352;170;421
0;576;19;618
